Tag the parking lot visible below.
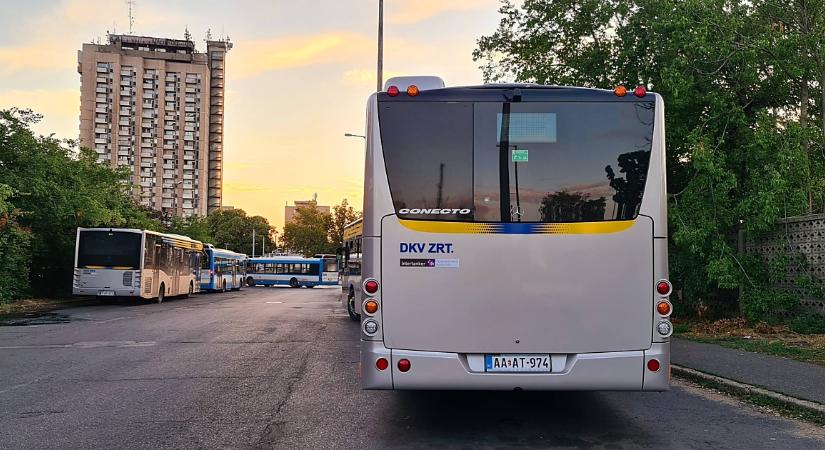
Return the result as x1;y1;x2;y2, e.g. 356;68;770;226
1;287;824;449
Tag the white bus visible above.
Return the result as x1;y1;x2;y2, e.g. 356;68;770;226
358;76;671;391
341;218;364;321
245;255;339;288
73;228;203;303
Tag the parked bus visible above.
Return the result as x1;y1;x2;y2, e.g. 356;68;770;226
200;245;247;292
246;255;338;288
357;76;671;391
73;228;202;303
341;218;363;321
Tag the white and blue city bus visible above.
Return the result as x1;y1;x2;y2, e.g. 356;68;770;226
199;245;247;292
358;76;671;391
245;255;339;288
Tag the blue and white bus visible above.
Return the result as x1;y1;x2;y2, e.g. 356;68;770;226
199;245;247;292
246;255;338;288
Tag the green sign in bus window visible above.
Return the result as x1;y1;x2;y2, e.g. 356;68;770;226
511;149;529;162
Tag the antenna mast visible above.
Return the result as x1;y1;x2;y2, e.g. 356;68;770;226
127;0;135;34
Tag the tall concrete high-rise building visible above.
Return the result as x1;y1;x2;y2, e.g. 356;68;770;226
78;34;232;217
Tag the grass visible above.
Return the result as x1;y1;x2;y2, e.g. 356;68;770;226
676;317;825;367
0;297;95;318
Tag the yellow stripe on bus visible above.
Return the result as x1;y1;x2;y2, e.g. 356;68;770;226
397;219;635;235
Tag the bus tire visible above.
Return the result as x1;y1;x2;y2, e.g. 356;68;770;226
347;288;360;322
289;278;299;288
307;284;316;288
247;277;256;287
157;283;165;304
184;282;193;298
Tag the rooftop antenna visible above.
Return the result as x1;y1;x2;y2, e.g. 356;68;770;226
184;26;192;42
127;0;135;34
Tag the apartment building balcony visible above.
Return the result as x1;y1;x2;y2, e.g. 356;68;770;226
95;87;108;94
94;138;108;144
119;98;132;106
94;117;107;124
164;105;176;111
183;145;195;151
185;87;196;94
120;89;132;96
120;80;132;86
139;181;153;189
183;173;194;180
142;92;154;99
183;153;195;161
96;66;109;73
184;106;195;112
94;127;107;134
143;82;154;88
185;75;198;83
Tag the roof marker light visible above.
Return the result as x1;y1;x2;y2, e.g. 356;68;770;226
634;85;647;97
406;85;420;97
387;85;399;97
614;85;627;97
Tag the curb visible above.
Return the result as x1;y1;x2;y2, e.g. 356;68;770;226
672;364;825;416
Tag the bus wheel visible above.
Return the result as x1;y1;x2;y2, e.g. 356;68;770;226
347;288;360;322
246;277;255;287
307;285;316;288
185;282;193;298
289;278;299;288
157;283;165;304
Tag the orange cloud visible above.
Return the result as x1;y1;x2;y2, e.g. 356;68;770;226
387;0;499;25
232;32;374;78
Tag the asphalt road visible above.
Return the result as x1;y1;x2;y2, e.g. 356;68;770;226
1;287;824;449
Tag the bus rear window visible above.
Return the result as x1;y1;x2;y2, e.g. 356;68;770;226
380;101;655;222
77;231;142;268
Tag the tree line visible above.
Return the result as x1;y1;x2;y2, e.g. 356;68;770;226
0;108;362;302
475;0;825;321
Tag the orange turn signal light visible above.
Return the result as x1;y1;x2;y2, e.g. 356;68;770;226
657;301;672;316
406;85;420;97
364;300;379;314
614;85;628;97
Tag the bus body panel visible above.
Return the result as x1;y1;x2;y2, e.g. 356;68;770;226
359;85;669;391
246;257;338;287
380;216;653;354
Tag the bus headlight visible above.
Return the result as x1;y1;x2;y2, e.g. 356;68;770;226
657;320;673;337
363;319;379;336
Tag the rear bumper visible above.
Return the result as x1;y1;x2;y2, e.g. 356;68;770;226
72;288;140;297
361;341;670;391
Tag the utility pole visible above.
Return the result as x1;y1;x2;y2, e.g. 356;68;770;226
377;0;383;92
252;228;256;258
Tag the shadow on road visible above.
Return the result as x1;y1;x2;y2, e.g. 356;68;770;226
385;390;648;447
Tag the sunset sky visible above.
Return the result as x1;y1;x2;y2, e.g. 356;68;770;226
0;0;504;229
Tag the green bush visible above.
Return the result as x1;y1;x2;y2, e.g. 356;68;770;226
789;314;825;335
0;184;31;302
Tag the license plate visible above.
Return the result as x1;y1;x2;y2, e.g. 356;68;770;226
485;354;551;373
98;290;116;297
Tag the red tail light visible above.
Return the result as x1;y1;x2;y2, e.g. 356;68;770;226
647;359;661;372
398;358;411;372
376;357;389;371
656;280;672;296
634;85;647;97
364;279;379;294
387;85;399;97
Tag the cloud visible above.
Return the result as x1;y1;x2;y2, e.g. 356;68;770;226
0;43;74;74
341;68;405;87
387;0;499;25
0;88;78;120
232;32;374;78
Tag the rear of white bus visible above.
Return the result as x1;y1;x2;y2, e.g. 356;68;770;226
359;78;671;391
73;228;144;299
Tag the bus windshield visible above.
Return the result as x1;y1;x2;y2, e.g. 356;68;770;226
77;230;142;268
379;101;655;222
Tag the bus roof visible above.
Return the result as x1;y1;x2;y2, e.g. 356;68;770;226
78;228;203;251
377;84;655;103
343;218;363;241
248;255;321;263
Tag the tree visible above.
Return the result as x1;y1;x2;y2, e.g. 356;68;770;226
329;199;362;249
0;184;31;302
0;108;160;297
205;209;276;255
167;215;211;243
281;205;336;257
475;1;820;319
